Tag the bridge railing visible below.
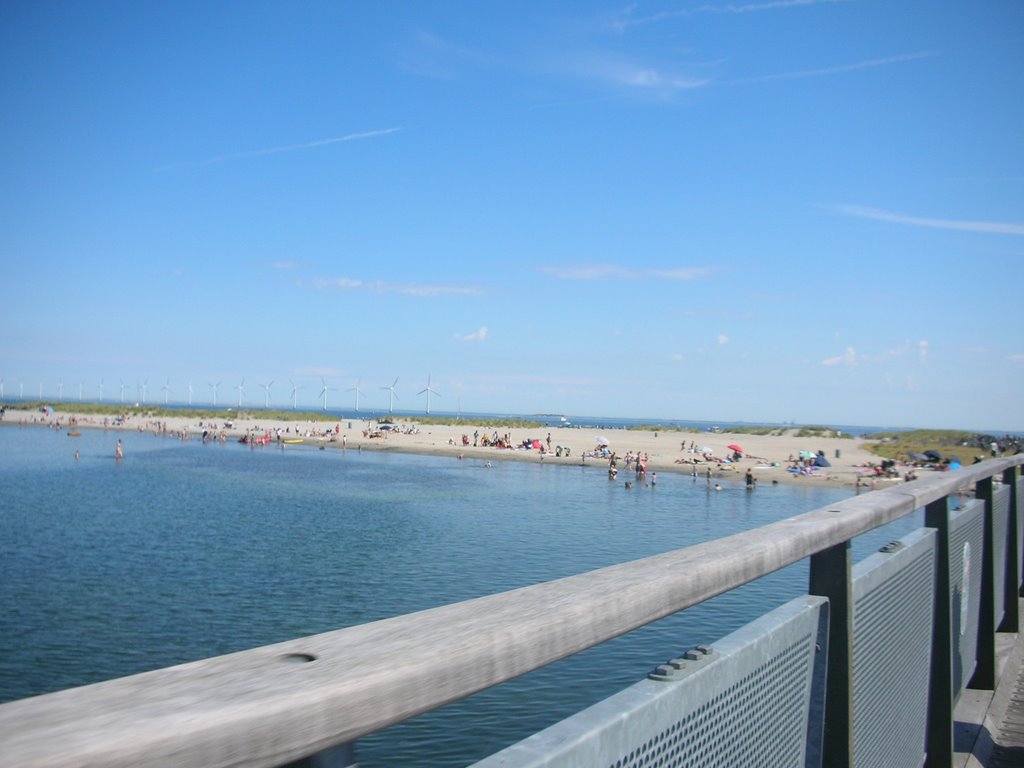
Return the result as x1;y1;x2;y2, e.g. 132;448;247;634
1;457;1021;768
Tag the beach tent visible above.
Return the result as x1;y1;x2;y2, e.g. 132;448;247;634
908;452;929;462
814;455;831;468
924;450;942;462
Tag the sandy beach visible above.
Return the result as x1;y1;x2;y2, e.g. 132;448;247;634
1;406;912;489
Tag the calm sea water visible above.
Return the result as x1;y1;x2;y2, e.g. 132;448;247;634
0;425;924;765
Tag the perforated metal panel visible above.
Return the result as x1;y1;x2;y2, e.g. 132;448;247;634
850;528;936;768
470;596;828;768
948;498;985;699
992;486;1011;629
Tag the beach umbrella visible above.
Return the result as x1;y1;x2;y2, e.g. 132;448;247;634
595;436;609;446
727;444;743;453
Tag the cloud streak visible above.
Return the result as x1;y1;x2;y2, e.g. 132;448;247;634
822;346;857;366
540;264;716;281
311;277;481;297
829;204;1024;235
608;0;846;31
160;128;402;170
726;52;935;85
455;326;489;342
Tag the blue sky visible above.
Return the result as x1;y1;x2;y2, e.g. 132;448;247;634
2;1;1022;430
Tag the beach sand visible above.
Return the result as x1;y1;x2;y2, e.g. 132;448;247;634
3;407;906;489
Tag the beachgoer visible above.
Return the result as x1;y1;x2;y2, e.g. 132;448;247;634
714;483;722;491
115;439;123;460
74;449;80;461
651;472;656;487
745;469;754;489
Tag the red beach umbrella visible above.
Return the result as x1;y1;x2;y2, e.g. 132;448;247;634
727;444;743;453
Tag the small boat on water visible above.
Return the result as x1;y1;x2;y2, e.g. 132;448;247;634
67;429;80;437
283;438;303;444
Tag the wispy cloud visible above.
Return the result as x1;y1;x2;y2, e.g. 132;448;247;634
369;282;481;297
159;128;402;170
828;204;1024;235
455;326;489;342
608;0;846;32
1010;354;1024;363
727;52;935;85
822;346;857;366
540;264;715;281
311;277;481;297
312;277;363;290
717;334;730;345
270;260;300;270
560;50;712;95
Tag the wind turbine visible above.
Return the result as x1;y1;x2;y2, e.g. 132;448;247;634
19;381;24;399
380;377;400;413
187;381;194;406
319;377;335;411
141;379;148;405
288;378;304;409
260;380;274;408
418;375;440;415
347;379;365;412
235;378;246;408
98;380;104;401
38;383;42;399
162;379;171;405
0;377;4;399
57;379;64;402
119;380;126;404
78;382;83;402
210;380;222;406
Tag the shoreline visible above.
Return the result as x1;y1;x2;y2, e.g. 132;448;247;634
0;406;925;490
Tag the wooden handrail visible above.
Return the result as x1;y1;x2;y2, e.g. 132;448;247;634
1;457;1021;768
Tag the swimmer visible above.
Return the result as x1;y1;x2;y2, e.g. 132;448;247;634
625;480;633;489
714;483;722;491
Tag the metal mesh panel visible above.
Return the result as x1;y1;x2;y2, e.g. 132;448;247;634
851;528;936;768
992;486;1010;629
949;499;985;699
471;596;827;768
1017;480;1023;588
1017;480;1023;594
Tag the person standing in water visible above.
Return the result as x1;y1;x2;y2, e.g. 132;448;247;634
115;439;124;460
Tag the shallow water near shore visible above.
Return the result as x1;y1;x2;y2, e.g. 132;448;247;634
0;424;926;765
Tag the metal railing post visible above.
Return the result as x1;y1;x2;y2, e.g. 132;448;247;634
809;539;853;768
969;476;996;690
924;495;953;768
1000;467;1020;631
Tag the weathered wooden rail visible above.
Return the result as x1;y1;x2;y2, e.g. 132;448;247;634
1;456;1021;767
